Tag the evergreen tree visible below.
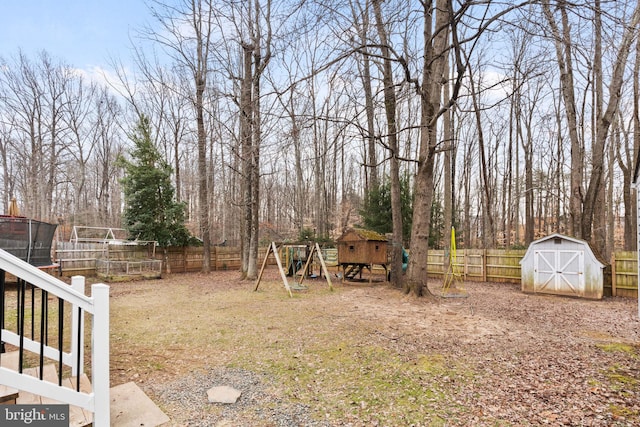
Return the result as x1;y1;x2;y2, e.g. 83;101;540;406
429;193;444;249
119;114;192;247
359;176;413;243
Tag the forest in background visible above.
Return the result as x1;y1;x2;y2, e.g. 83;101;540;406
1;1;639;285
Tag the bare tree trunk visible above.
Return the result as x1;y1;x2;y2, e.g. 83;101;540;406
240;42;253;276
626;36;640;250
144;0;214;271
582;3;640;253
239;0;272;279
462;138;472;247
469;67;495;247
372;0;403;288
443;50;453;268
606;130;614;256
405;0;449;297
196;64;211;272
351;0;378;193
617;109;636;251
591;0;606;255
543;1;584;239
522;111;534;244
278;86;305;232
504;103;513;247
247;38;264;280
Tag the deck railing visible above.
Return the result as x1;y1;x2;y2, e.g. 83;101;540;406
0;248;109;426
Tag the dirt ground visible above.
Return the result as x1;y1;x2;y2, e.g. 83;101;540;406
106;269;640;426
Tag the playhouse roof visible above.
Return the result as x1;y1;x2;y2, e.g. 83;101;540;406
337;228;387;242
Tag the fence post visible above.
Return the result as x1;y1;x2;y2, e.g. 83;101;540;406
463;249;467;279
611;252;617;297
91;283;110;427
183;246;187;273
70;276;85;376
482;249;487;282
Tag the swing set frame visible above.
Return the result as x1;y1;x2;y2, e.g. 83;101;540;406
254;242;334;297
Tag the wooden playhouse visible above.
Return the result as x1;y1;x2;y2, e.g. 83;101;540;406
336;228;389;283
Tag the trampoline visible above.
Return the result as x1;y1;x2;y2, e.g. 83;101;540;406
0;215;57;267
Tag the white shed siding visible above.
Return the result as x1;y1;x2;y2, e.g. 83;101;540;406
520;233;605;299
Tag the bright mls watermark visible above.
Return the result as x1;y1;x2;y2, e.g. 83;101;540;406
1;405;68;426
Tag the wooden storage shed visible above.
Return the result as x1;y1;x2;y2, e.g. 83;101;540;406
337;228;389;283
520;233;606;299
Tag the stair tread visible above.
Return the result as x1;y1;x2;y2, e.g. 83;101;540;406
0;351;20;370
0;385;18;403
345;264;363;279
12;364;93;427
0;351;20;402
2;353;169;426
17;365;59;404
62;377;93;427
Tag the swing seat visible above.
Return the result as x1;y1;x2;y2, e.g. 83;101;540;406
290;282;308;291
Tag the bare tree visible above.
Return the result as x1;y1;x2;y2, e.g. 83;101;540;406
63;73;96;222
142;0;215;272
468;58;496;247
91;88;124;226
404;0;452;297
583;2;640;255
350;0;379;193
542;1;584;239
0;119;17;214
371;0;404;288
0;52;74;221
543;0;640;255
237;0;273;279
616;104;637;251
625;34;640;250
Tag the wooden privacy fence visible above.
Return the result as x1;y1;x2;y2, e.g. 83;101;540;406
425;249;525;283
610;251;637;298
55;243;272;275
160;246;272;272
425;249;636;298
55;241;108;276
53;244;637;297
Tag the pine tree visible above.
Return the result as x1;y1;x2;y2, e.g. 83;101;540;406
119;114;192;247
359;176;413;243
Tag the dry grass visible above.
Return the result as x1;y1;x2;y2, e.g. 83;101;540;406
8;268;639;425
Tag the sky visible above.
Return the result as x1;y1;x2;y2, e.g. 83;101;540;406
0;0;153;71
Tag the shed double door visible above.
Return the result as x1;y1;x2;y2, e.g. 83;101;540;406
533;249;585;296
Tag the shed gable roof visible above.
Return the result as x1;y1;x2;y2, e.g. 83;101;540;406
520;233;606;268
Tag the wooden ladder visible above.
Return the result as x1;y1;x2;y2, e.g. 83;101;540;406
345;264;364;280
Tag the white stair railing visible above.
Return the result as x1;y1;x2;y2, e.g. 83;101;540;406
0;248;110;426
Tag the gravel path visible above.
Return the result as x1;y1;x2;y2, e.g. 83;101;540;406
149;367;330;426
